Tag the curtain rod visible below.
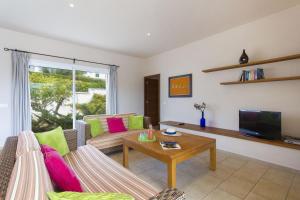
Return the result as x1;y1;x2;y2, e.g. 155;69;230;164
3;47;119;67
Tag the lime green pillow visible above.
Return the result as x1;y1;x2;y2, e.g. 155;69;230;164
128;115;144;130
35;126;70;156
85;119;104;138
47;192;134;200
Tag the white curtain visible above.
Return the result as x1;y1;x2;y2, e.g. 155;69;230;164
11;51;32;135
108;65;118;114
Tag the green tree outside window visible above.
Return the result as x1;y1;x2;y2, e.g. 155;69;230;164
30;66;106;132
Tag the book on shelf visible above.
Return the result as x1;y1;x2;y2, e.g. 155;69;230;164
239;68;264;82
160;141;181;150
257;68;265;79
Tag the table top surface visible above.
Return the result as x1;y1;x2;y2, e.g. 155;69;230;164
122;130;216;161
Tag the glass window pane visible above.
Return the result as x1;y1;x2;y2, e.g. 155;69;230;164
75;70;107;120
29;65;73;132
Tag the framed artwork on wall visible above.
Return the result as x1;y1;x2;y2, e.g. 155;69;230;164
169;73;192;97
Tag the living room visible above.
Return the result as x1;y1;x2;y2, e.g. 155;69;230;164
0;1;300;200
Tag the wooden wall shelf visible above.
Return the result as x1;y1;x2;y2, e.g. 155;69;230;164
220;75;300;85
202;53;300;73
160;121;300;151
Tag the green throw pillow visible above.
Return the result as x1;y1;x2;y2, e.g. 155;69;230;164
47;192;134;200
85;119;104;137
128;115;144;130
35;126;70;156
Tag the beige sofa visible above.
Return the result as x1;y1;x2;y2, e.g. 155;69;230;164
0;130;185;200
76;113;151;152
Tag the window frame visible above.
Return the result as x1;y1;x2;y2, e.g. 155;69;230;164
29;59;109;130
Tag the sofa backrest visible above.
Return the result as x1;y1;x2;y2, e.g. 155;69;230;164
1;130;78;199
6;150;54;200
16;131;41;157
83;113;135;132
5;131;54;200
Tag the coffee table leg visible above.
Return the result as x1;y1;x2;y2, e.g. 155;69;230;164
210;143;216;171
123;144;129;168
167;160;176;188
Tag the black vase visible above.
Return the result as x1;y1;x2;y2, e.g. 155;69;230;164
239;49;249;64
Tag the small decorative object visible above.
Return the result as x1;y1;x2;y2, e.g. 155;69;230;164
239;49;249;64
148;124;154;140
169;74;192;97
138;132;156;142
194;102;206;127
162;131;182;137
165;128;177;135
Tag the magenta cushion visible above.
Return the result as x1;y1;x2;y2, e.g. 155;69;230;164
41;145;56;154
106;117;127;133
42;147;83;192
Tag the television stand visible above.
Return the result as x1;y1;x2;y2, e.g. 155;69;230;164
160;121;300;170
160;121;300;151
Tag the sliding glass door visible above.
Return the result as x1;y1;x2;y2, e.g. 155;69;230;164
29;60;108;132
75;70;107;120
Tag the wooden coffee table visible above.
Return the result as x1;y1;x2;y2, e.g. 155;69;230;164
122;131;216;188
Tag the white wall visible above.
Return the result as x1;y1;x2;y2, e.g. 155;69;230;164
1;5;300;151
0;27;144;146
144;5;300;138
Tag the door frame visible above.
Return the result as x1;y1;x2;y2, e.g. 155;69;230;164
144;74;160;125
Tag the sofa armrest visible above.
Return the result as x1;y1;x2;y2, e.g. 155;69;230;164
144;116;151;129
149;188;185;200
75;120;92;146
0;136;18;199
64;129;78;151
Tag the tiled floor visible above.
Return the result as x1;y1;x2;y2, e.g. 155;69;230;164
109;149;300;200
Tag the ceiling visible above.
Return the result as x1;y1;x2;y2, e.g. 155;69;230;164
0;0;299;58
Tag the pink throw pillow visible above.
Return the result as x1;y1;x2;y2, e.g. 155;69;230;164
42;147;83;192
106;117;127;133
41;145;56;154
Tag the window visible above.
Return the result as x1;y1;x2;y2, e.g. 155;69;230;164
29;60;108;132
75;70;107;120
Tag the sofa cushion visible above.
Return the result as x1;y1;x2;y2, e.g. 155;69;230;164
128;115;144;130
47;191;134;200
16;131;41;157
41;144;56;154
83;113;134;132
64;145;159;200
35;126;70;156
86;130;144;150
107;117;127;133
42;145;83;192
85;119;104;138
5;151;54;200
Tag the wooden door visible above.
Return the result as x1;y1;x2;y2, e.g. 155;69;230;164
144;75;160;127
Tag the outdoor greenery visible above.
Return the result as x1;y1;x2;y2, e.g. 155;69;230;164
76;94;106;115
30;67;106;132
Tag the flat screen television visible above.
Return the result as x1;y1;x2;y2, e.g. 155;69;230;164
239;110;282;140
